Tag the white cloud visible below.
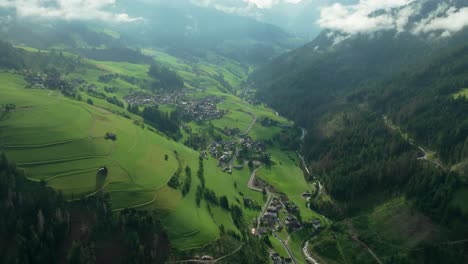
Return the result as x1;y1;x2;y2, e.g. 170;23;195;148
244;0;303;9
0;0;142;23
317;0;415;34
413;6;468;36
318;0;468;39
191;0;303;11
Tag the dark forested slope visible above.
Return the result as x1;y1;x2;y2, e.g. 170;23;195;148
251;2;468;261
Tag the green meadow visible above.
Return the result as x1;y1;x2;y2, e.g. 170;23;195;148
0;47;316;253
0;72;269;249
453;88;468;99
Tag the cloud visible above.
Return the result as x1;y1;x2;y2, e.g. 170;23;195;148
413;6;468;37
317;0;415;34
0;0;142;23
318;0;468;39
244;0;303;9
191;0;303;11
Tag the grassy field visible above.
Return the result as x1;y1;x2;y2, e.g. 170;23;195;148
0;72;269;249
453;88;468;99
0;46;317;254
257;149;322;222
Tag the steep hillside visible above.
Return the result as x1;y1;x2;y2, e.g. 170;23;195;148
251;0;468;262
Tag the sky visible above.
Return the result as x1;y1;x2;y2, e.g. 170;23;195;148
0;0;467;38
0;0;142;22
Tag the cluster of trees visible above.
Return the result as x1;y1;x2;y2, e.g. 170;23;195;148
104;86;118;93
78;47;154;64
308;112;414;203
106;96;125;108
86;88;125;109
148;64;184;90
99;73;145;88
0;153;70;263
1;103;16;111
0;40;24;69
167;164;193;198
213;73;233;93
182;166;192;196
0;40;83;74
127;104;140;115
273;127;301;151
142;106;181;140
98;74;118;83
197;157;206;188
167;151;183;188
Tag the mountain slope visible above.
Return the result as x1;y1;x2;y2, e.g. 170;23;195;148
0;1;300;64
251;0;468;262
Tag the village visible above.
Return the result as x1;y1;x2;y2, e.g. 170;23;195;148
259;193;323;264
207;136;268;173
24;72;86;97
125;91;227;122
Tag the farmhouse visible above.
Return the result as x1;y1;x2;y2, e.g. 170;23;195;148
284;215;301;230
302;191;312;199
311;218;322;230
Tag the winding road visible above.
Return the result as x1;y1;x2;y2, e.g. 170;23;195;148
416;146;445;169
303;241;319;264
175;243;245;263
240;111;257;136
247;167;263;192
350;235;383;264
246;166;299;263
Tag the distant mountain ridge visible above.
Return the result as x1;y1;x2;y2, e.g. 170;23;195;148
0;1;300;64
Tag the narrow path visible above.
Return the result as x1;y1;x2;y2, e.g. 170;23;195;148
297;151;311;176
175;243;244;263
285;227;303;245
247;167;263;192
416;146;445;169
300;127;307;142
272;232;298;264
257;192;272;229
383;115;445;170
245;167;298;263
303;241;319;264
240;111;257;136
350;235;383;264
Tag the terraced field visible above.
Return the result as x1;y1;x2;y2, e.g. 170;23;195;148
0;72;267;248
0;48;315;252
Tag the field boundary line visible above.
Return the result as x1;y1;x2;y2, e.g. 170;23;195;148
1;137;88;149
17;155;109;166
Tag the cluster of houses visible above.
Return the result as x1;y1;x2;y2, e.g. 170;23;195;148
240;137;266;154
258;197;303;234
208;137;269;173
259;193;325;233
125;92;226;122
25;73;85;95
281;196;299;214
124;92;157;105
125;90;187;106
223;127;240;136
261;197;284;231
192;255;214;261
209;141;237;173
270;253;293;264
176;96;226;122
260;117;290;129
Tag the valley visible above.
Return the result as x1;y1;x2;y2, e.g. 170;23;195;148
0;0;467;263
0;43;326;263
